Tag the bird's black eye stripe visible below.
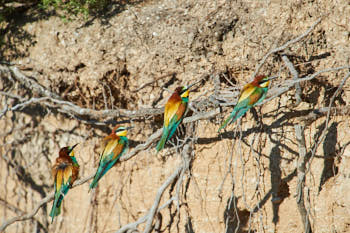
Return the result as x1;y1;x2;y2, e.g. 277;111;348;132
180;87;188;94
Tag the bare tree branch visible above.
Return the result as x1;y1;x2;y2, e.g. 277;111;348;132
0;13;348;232
305;72;350;173
261;66;350;105
0;172;95;232
294;124;312;233
252;17;322;78
0;193;54;231
292;72;349;233
142;147;190;233
0;128;192;231
282;55;302;105
0;64;163;120
2;66;61;99
0;97;49;118
114;144;192;233
116;163;185;233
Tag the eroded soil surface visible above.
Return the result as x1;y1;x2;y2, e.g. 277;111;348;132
1;0;350;232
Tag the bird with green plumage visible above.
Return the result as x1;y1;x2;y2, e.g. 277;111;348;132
156;84;195;152
89;126;131;190
218;75;275;132
50;144;79;223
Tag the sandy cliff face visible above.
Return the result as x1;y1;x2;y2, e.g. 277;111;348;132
1;0;350;232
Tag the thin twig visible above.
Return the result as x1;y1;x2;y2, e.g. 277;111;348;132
0;129;191;231
0;173;94;231
115;163;185;233
305;72;350;174
252;17;322;78
132;72;175;92
282;55;302;105
261;66;350;105
142;144;190;233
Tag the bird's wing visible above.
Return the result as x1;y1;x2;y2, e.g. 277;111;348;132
63;166;73;185
175;102;187;120
101;137;126;162
248;90;264;105
71;165;79;184
164;101;181;127
54;161;73;191
238;84;256;103
101;138;120;160
111;141;125;160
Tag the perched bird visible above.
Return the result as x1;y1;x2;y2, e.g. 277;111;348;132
156;85;193;152
50;144;79;223
218;75;274;132
89;126;131;190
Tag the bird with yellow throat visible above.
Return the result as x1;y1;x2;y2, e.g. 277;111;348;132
218;75;275;132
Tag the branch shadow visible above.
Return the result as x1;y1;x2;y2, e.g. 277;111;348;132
252;169;297;214
269;145;290;225
6;150;50;198
78;0;147;29
0;4;53;60
224;185;250;233
185;216;195;233
318;122;338;192
197;108;313;148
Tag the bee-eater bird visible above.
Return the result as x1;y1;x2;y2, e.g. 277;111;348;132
218;75;274;132
50;144;79;223
89;126;131;190
156;84;194;152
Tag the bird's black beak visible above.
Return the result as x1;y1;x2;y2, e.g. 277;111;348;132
126;126;134;131
186;79;202;91
187;75;208;90
268;76;277;81
186;82;196;90
69;144;78;153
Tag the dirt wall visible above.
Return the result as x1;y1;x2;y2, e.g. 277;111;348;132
1;0;350;232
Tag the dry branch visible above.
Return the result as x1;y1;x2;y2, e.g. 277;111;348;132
282;55;302;105
1;70;348;232
294;124;312;233
292;72;350;233
0;124;192;231
2;61;349;127
305;72;350;173
0;64;163;121
142;145;191;233
252;17;322;78
5;66;61;99
115;144;191;233
0;13;348;232
113;163;183;233
0;97;49;118
261;66;350;105
0;173;95;232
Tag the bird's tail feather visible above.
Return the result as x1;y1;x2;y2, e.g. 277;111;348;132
89;173;100;190
231;108;249;124
218;110;237;132
49;196;61;222
218;107;250;132
50;184;69;222
156;127;169;152
89;160;116;190
89;166;105;190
